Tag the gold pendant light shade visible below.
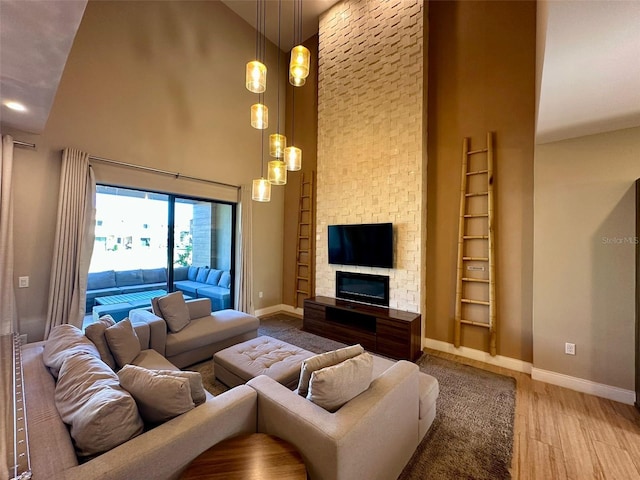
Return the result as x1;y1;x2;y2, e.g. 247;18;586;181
268;160;287;185
252;178;271;202
269;133;286;158
284;146;302;171
289;72;306;87
246;61;267;93
289;45;310;85
251;103;268;129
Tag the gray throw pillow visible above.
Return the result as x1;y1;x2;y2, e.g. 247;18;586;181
157;291;191;333
156;369;207;405
43;324;100;378
84;315;117;370
105;319;141;368
55;352;143;457
118;364;195;423
307;352;374;412
297;344;364;397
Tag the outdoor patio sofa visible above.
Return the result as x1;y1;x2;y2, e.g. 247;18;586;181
85;266;232;315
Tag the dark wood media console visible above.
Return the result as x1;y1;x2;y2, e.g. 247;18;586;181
303;296;422;361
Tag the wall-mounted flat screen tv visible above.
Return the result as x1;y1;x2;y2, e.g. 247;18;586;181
328;222;393;268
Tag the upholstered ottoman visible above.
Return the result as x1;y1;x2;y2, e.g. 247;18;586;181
213;336;314;389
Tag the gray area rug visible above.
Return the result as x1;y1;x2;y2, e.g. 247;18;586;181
189;313;516;480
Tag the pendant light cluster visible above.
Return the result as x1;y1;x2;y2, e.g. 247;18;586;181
249;0;309;202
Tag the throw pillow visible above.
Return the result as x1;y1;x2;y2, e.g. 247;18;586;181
156;369;207;405
157;291;190;333
43;324;100;378
196;267;210;283
307;352;374;412
297;344;364;397
118;364;195;423
55;352;143;457
187;266;199;281
218;271;231;289
105;319;141;368
205;269;223;285
84;315;117;370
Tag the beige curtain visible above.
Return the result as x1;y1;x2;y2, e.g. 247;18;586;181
45;149;96;338
236;185;253;314
0;136;17;335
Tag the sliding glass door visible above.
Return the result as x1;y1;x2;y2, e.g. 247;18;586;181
88;185;235;314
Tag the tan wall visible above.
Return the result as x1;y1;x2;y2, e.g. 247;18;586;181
533;126;640;390
282;35;319;309
9;0;286;341
316;0;426;313
426;0;536;361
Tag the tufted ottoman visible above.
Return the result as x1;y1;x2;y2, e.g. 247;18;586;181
213;336;314;389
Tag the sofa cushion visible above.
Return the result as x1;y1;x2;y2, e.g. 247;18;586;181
307;352;374;412
87;270;116;290
54;352;143;457
155;370;206;405
118;364;195;423
142;267;167;284
297;344;364;397
157;292;191;333
187;266;199;281
173;280;202;295
173;266;189;281
115;269;144;287
164;310;259;358
205;269;223;285
218;271;232;289
84;315;117;370
196;267;210;283
43;324;100;378
105;319;141;368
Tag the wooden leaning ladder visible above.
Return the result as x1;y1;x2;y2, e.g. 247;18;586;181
454;132;497;356
294;172;315;308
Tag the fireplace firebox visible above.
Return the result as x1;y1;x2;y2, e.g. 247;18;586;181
336;271;390;307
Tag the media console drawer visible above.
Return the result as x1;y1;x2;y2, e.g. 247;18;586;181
303;296;421;361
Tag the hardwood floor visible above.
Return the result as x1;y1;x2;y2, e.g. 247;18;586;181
424;348;640;479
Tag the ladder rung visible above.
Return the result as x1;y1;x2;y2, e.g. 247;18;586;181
465;192;488;197
462;299;490;306
301;195;311;199
466;169;489;176
296;289;309;294
463;256;488;261
463;235;488;240
297;276;309;281
467;148;488;155
464;213;489;218
297;262;309;266
462;278;489;283
298;235;310;239
460;319;491;328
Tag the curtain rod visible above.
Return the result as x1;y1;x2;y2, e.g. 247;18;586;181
88;154;240;190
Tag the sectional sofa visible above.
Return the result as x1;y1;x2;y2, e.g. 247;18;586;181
85;266;232;315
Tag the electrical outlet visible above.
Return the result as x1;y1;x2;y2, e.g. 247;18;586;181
18;276;29;288
565;342;576;355
258;291;263;298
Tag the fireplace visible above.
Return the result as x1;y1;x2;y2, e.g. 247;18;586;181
336;271;390;307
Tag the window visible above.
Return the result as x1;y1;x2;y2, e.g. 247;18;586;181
89;185;236;310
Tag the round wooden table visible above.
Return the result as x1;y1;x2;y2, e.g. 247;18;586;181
179;433;307;480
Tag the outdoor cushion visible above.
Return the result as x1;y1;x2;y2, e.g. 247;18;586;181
205;269;223;285
173;266;189;281
87;270;117;290
173;280;203;295
142;268;166;284
116;269;144;287
218;271;232;289
187;266;199;281
196;267;210;283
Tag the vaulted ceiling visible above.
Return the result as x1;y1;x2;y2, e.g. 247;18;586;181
1;0;639;144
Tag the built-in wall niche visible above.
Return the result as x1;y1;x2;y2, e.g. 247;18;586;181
335;271;390;307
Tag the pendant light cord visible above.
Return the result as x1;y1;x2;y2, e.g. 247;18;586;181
276;0;282;135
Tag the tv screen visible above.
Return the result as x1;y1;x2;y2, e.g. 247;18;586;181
328;223;393;268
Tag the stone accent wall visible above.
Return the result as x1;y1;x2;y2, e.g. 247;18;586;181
316;0;424;312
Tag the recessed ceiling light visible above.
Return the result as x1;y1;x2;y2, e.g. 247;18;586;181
4;101;27;112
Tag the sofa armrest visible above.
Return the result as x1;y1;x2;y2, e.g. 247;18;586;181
64;385;257;480
186;297;211;319
129;308;167;356
247;361;420;480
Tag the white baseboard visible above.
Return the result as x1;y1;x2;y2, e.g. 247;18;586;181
255;303;303;318
531;367;636;405
424;338;533;374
